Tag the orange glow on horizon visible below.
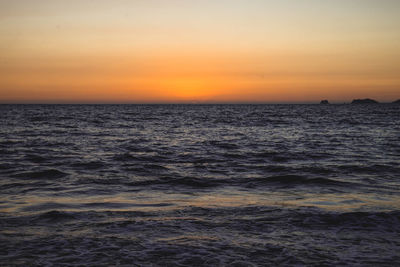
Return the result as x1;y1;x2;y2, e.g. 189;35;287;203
0;1;399;103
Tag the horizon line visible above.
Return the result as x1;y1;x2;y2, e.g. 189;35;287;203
0;101;398;105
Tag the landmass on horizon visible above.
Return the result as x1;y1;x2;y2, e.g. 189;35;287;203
351;98;379;104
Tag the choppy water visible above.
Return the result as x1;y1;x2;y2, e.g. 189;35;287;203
1;104;400;266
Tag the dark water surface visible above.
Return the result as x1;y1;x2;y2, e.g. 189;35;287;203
1;104;400;266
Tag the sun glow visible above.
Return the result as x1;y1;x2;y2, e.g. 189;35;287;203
161;77;221;101
1;0;400;103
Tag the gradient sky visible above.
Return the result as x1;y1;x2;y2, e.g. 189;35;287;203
0;0;399;103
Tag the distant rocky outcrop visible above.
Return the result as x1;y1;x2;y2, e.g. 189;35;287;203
320;100;330;104
393;99;400;104
351;98;378;104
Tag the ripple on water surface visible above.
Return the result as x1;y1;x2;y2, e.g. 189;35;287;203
0;104;400;265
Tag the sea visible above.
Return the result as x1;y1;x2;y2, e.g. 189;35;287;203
1;104;400;266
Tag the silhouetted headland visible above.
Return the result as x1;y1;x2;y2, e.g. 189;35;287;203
320;100;330;104
393;99;400;104
351;98;379;104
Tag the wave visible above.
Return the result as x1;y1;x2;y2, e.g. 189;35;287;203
341;164;400;174
70;161;105;170
121;175;351;189
251;175;349;186
288;209;400;230
208;140;239;150
35;210;76;222
23;154;49;163
12;169;69;179
0;140;21;147
113;153;166;162
125;176;222;188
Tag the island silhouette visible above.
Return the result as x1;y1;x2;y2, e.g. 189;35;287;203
317;98;400;104
351;98;379;104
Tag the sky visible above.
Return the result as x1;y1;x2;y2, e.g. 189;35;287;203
0;0;399;103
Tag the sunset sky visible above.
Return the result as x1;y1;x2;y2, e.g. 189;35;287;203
0;0;399;103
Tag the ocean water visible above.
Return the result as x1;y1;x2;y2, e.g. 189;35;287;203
1;104;400;266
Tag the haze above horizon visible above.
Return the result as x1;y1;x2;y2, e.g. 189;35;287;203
1;0;399;103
